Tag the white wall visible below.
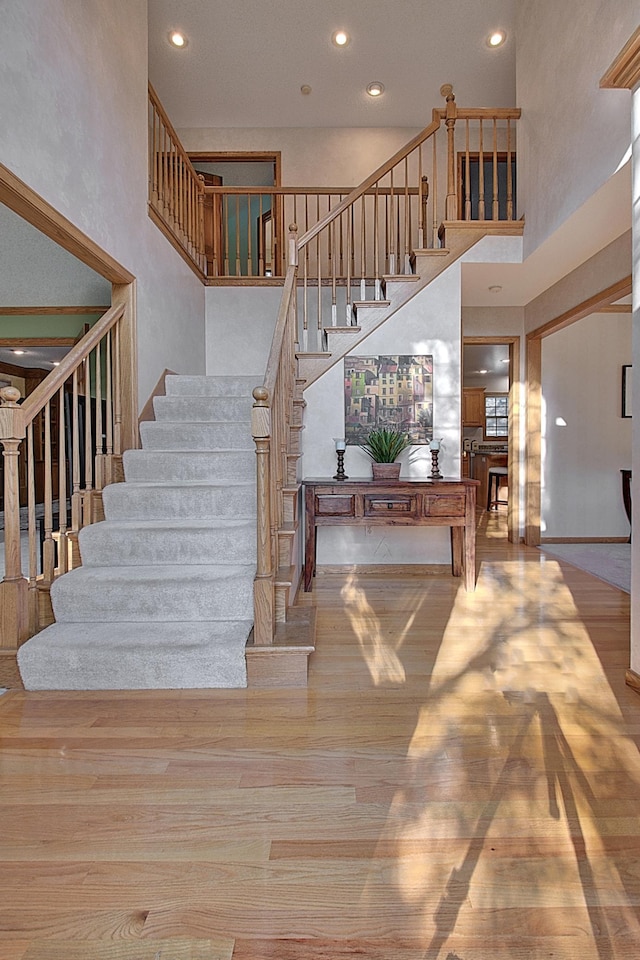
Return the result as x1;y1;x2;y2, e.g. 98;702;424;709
302;266;462;566
1;0;206;408
180;127;419;187
205;286;281;377
515;0;637;258
541;311;632;538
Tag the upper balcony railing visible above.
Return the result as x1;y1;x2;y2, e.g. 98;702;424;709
148;84;519;286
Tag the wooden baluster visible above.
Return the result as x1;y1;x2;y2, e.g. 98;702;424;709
374;183;381;299
94;340;103;492
246;194;253;277
252;386;274;646
420;176;429;249
384;192;390;272
465;119;471;220
492;118;499;220
224;196;230;276
417;144;424;247
42;401;55;583
302;244;309;351
389;167;396;273
360;194;366;300
235;194;241;275
330;218;337;325
150;103;158;208
83;356;93;526
26;423;38;635
432;131;439;247
316;195;322;347
478;119;485;220
105;331;114;464
403;156;411;274
71;369;82;536
0;387;28;647
346;206;353;325
113;322;122;459
57;384;68;576
258;194;264;275
507;119;513;220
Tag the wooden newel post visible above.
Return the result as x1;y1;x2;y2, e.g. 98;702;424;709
0;387;29;648
288;223;299;267
252;386;275;646
441;83;458;221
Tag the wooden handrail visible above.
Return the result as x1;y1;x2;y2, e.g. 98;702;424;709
19;303;125;429
148;84;202;184
296;117;442;250
204;186;422;196
263;266;297;399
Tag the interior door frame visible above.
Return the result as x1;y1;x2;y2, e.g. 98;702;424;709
188;152;282;276
464;335;520;543
524;277;633;545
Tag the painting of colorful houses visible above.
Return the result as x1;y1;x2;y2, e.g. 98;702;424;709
344;355;433;444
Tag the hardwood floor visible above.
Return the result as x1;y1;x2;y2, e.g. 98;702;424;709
0;508;638;959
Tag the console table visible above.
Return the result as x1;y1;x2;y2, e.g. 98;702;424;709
303;477;479;592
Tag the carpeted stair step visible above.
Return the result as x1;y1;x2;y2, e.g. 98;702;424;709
50;564;254;622
79;518;256;567
17;620;252;690
101;480;255;521
165;375;257;397
153;395;253;422
122;449;255;483
139;420;252;450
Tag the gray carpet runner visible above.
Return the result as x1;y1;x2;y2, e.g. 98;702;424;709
17;375;257;689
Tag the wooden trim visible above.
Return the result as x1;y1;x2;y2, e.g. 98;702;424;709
601;304;633;313
524;277;633;545
138;368;177;427
0;338;76;348
188;151;282;186
0;162;133;284
541;537;629;543
435;107;522;121
148;204;206;282
625;669;640;696
0;360;51;378
600;27;640;89
112;282;138;453
525;337;542;546
463;335;520;544
527;276;633;341
0;306;109;316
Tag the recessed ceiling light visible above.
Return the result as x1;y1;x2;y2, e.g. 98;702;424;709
366;81;385;97
487;30;506;48
478;369;488;374
300;84;312;96
501;358;510;363
169;30;188;48
52;361;60;366
12;349;25;355
488;284;503;293
332;30;350;47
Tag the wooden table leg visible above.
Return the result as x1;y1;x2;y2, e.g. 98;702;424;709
451;526;464;577
304;486;315;591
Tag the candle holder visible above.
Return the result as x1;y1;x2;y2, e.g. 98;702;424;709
429;438;443;479
333;438;348;481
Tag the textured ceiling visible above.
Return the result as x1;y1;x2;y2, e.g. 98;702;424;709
147;0;516;129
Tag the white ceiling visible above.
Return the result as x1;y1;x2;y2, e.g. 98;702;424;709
147;0;517;129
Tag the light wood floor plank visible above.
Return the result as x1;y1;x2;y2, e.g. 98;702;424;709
0;509;638;957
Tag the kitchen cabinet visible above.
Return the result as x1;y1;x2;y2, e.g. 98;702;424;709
463;388;485;427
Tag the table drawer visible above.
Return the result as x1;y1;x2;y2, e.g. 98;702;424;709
423;494;465;517
315;494;355;517
364;495;417;517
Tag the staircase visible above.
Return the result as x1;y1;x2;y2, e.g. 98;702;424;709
17;375;259;689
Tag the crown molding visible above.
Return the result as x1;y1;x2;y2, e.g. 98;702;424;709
600;26;640;90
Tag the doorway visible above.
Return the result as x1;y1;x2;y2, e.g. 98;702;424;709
463;336;520;543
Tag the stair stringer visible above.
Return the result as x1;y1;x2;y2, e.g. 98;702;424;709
297;224;523;387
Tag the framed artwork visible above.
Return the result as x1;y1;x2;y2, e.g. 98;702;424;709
622;364;632;418
344;354;433;444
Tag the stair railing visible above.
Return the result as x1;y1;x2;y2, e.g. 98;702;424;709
0;303;132;664
251;227;299;645
291;84;520;349
148;83;206;277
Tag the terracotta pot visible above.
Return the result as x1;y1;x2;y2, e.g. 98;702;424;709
372;462;401;480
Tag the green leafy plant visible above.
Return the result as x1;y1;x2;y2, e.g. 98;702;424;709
359;428;411;463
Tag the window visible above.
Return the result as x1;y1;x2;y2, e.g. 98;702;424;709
485;395;508;437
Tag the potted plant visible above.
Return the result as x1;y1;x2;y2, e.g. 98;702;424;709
359;427;411;480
